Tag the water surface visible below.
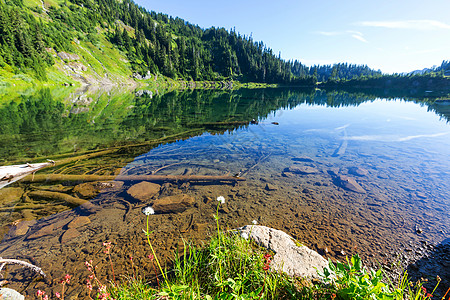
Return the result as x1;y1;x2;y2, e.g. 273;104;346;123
0;87;449;297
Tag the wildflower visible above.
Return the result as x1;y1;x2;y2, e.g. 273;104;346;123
103;241;112;254
148;254;154;261
63;274;71;284
37;290;45;296
43;295;48;300
142;206;155;215
331;293;336;299
252;220;258;225
86;279;93;291
55;292;61;298
216;196;225;204
264;253;272;260
241;232;249;240
263;263;270;271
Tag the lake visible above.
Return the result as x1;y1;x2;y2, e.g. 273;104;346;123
0;87;449;297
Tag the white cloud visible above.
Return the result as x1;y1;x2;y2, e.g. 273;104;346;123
358;20;450;30
315;30;368;43
351;34;368;43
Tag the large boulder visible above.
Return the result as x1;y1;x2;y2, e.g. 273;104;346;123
152;194;195;213
238;225;328;279
0;288;24;300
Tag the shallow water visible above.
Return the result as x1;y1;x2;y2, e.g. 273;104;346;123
0;88;449;297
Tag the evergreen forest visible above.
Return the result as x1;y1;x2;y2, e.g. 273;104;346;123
0;0;449;86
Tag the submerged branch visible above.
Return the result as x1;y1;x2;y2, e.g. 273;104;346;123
23;174;245;183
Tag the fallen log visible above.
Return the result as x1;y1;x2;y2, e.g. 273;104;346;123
28;190;96;211
23;174;246;183
0;162;54;189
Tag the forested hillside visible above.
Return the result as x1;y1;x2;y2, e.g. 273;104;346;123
0;0;448;87
0;0;387;85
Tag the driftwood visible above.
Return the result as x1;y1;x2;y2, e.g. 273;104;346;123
28;190;96;211
23;174;246;183
0;162;54;189
0;258;46;278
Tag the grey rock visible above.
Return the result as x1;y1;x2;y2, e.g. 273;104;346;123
337;175;366;194
238;225;329;279
0;288;25;300
348;166;369;176
287;165;319;175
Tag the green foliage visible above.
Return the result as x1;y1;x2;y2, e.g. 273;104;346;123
319;255;441;300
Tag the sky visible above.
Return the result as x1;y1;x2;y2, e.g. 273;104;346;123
135;0;450;74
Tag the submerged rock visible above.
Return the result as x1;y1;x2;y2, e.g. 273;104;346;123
265;183;278;191
9;220;36;237
348;166;369;176
0;187;24;205
67;216;91;229
127;181;161;201
152;194;195;213
61;228;80;243
292;156;314;163
74;181;124;199
337;175;366;194
287;165;319;175
26;224;55;240
238;225;329;279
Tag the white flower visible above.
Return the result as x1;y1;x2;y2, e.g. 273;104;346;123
241;232;249;240
216;196;225;204
252;220;258;225
142;206;155;215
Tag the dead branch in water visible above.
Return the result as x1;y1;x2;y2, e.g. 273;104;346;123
23;174;245;183
0;258;46;278
28;190;96;211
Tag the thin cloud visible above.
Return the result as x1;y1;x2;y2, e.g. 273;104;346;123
358;20;450;30
316;30;368;43
351;34;368;43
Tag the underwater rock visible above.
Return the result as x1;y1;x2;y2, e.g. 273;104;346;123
292;156;314;163
67;216;91;229
287;165;319;175
0;187;24;205
9;220;36;237
327;168;340;176
74;181;124;199
238;225;329;279
26;224;55;240
337;175;366;194
127;181;161;201
348;166;369;176
265;183;278;191
60;228;80;243
152;194;195;213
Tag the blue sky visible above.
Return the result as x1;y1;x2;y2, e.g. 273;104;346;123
136;0;450;74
